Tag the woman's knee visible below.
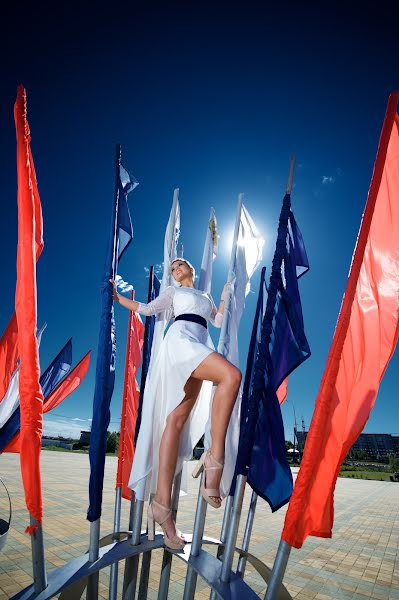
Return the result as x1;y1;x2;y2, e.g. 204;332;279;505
166;401;194;432
225;365;242;390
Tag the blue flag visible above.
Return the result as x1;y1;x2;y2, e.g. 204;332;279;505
0;338;73;452
234;194;310;511
134;268;160;444
87;153;137;522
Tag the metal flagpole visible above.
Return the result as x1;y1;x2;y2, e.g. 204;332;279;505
183;193;243;600
109;288;136;600
30;517;47;593
88;144;122;600
220;474;247;582
87;519;100;599
108;488;122;600
264;540;291;599
182;486;208;600
123;494;144;599
158;469;183;600
236;490;258;578
264;156;298;600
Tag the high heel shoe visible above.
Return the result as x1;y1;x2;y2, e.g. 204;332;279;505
147;499;185;551
192;449;224;509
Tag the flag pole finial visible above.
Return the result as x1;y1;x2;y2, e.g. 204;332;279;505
286;155;296;194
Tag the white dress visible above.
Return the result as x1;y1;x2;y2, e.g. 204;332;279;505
128;285;223;501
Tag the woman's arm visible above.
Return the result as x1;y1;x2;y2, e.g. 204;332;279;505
110;280;174;315
209;282;231;328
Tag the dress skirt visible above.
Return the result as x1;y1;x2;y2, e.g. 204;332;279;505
128;319;215;501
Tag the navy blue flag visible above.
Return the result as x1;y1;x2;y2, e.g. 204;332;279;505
87;151;137;522
134;269;160;444
0;338;73;452
234;194;310;511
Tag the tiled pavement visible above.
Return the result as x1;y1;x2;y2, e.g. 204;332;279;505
0;452;398;599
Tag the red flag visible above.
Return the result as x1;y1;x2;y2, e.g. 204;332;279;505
0;314;19;402
14;86;44;529
43;351;91;413
3;352;91;453
276;377;288;405
282;93;399;549
116;293;144;501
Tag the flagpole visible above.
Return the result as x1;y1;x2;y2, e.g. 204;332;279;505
183;193;243;600
264;540;292;599
262;156;296;600
109;290;135;600
30;516;47;593
87;143;122;600
108;487;121;600
158;469;183;600
236;489;258;578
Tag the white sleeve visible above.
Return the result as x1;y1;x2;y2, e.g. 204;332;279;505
208;294;223;329
136;286;175;316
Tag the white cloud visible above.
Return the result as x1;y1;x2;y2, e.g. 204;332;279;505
115;273;134;293
322;175;335;185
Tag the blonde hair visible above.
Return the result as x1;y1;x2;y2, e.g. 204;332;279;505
170;258;196;281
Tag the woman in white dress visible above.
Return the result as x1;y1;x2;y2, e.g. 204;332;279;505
110;259;241;550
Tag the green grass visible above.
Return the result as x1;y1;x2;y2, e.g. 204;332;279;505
339;470;391;481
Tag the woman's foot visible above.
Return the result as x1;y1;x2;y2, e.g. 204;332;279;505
204;449;224;506
150;498;185;546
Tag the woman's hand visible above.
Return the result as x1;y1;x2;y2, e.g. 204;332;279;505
109;279;119;303
221;281;232;302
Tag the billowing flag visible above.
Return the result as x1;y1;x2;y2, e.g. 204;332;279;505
87;151;137;522
282;93;399;548
134;269;160;443
127;193;180;500
206;199;263;497
14;85;44;527
3;351;91;452
43;351;91;413
0;315;19;402
0;323;46;429
116;293;144;500
0;338;73;452
235;200;310;511
198;207;218;294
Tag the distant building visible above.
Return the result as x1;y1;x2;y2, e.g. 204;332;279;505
41;438;73;450
295;430;399;458
351;433;399;457
79;430;91;446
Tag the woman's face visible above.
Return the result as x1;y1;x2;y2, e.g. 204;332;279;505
171;260;193;283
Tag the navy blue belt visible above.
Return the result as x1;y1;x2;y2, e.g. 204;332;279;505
175;313;207;329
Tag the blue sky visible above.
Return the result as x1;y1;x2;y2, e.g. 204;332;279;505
0;3;398;440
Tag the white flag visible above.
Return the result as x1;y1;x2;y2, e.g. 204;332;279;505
198;207;218;294
129;189;180;499
206;200;264;497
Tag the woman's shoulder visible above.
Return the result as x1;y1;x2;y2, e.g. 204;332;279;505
163;285;177;296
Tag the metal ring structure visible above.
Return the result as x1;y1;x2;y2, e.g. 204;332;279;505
10;530;292;599
0;478;12;553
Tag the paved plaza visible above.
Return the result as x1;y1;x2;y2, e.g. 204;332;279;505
0;451;398;599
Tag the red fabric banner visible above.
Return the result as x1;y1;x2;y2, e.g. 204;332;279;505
282;93;399;548
43;351;91;413
4;352;91;453
0;314;19;402
14;85;45;526
116;294;144;501
277;377;288;405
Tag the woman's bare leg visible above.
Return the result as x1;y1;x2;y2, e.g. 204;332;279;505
191;352;241;502
153;377;202;539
